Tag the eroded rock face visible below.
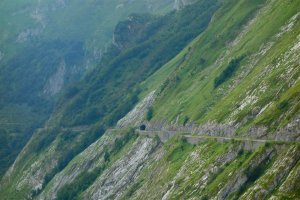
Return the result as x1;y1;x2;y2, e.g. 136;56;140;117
174;0;195;10
83;137;158;200
16;152;58;194
16;28;43;43
240;146;300;200
1;136;60;198
112;14;153;50
275;160;300;198
116;0;174;13
38;133;116;200
43;60;66;96
117;91;156;128
217;147;275;200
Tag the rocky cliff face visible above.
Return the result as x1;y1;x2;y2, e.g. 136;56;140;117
117;91;156;128
83;137;158;200
43;60;66;96
4;133;298;199
174;0;196;10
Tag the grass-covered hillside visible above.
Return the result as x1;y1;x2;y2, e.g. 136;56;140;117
144;0;300;134
0;0;299;199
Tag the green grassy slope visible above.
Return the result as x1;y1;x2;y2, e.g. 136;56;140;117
144;0;300;133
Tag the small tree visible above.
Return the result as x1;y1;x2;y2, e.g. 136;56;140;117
146;107;154;121
104;151;110;162
214;55;245;88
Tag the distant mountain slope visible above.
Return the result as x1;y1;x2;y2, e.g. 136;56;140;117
0;0;175;178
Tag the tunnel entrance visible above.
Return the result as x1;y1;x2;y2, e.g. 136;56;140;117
139;124;146;131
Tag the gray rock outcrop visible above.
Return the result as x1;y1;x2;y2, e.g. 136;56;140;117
174;0;195;10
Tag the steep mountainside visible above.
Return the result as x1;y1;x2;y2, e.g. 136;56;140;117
143;0;300;138
0;0;219;198
0;0;300;199
0;0;175;178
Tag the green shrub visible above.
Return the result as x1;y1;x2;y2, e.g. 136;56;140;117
214;56;245;88
104;150;110;162
146;107;154;121
278;100;289;111
183;116;189;125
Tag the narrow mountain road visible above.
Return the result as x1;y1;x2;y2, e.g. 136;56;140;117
108;129;300;144
182;135;299;144
34;127;299;144
36;125;91;133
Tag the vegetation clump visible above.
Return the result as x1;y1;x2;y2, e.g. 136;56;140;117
214;55;245;88
146;107;154;121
